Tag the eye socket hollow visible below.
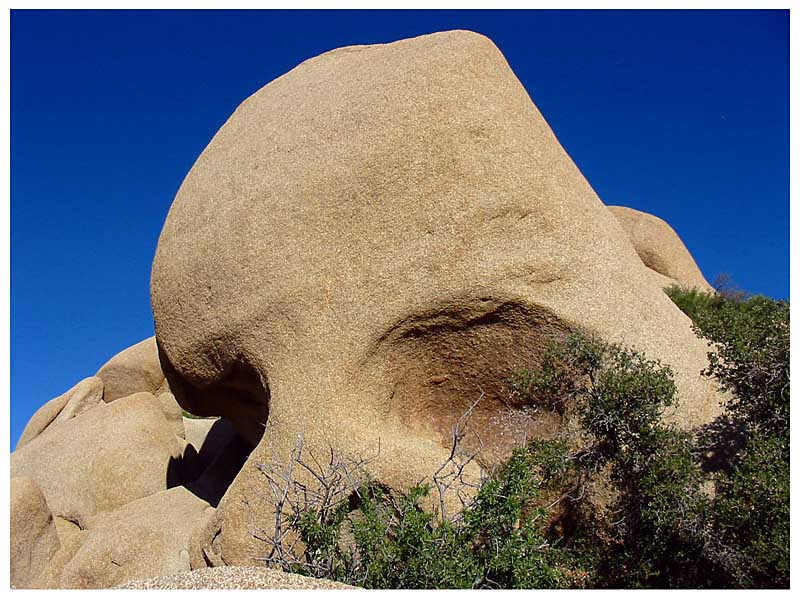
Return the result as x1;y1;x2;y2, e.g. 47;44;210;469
157;343;270;448
367;299;575;465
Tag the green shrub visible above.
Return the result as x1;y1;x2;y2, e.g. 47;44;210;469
262;287;788;589
512;335;712;587
665;283;720;321
285;441;581;588
665;285;789;587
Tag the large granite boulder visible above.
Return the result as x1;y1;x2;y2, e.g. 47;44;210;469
150;30;723;566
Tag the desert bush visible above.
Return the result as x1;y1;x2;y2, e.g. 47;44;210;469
255;433;582;588
511;334;713;587
347;441;581;589
666;284;790;587
666;283;789;437
254;288;789;588
665;283;721;322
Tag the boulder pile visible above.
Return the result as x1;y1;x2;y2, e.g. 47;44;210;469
12;30;719;588
11;338;249;588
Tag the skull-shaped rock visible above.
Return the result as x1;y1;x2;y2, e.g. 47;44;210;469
151;30;721;565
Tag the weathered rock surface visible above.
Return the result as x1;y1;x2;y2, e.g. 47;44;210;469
10;477;62;588
11;380;247;588
16;376;104;449
57;486;213;589
96;337;169;402
609;205;713;292
115;566;357;589
159;391;187;439
11;392;186;523
150;29;723;567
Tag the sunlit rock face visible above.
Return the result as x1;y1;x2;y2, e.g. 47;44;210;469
150;30;722;565
609;205;713;292
10;342;247;588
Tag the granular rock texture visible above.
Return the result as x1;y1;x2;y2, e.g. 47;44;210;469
609;205;713;292
57;486;213;589
115;566;356;589
16;376;104;449
11;392;187;522
10;477;61;588
96;337;169;402
150;29;723;567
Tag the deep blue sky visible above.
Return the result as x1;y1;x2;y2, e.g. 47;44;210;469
10;10;789;448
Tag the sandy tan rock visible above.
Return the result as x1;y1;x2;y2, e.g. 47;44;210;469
159;391;186;439
16;377;104;449
10;477;61;588
609;205;713;292
115;566;356;589
45;517;89;588
15;393;69;451
96;337;168;402
151;30;722;565
12;514;87;589
57;486;214;589
183;416;220;452
11;392;186;523
55;376;105;423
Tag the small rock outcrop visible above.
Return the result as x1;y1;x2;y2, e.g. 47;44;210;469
10;362;247;588
95;337;169;402
11;392;186;522
609;205;713;292
16;376;104;449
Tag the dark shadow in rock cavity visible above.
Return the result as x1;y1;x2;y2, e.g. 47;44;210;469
167;418;254;507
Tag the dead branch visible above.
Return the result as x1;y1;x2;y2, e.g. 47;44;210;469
431;391;487;522
249;432;378;575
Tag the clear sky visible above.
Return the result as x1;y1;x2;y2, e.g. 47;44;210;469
10;9;789;448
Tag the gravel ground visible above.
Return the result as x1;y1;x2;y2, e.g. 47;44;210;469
115;566;358;590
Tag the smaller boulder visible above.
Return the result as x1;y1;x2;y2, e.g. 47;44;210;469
96;337;168;402
609;205;713;292
10;477;61;588
11;392;186;522
16;377;104;449
58;486;214;589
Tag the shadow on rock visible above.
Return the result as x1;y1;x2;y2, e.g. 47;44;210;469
694;414;747;474
167;418;254;507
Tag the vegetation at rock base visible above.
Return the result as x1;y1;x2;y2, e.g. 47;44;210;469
258;285;789;589
666;282;790;587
